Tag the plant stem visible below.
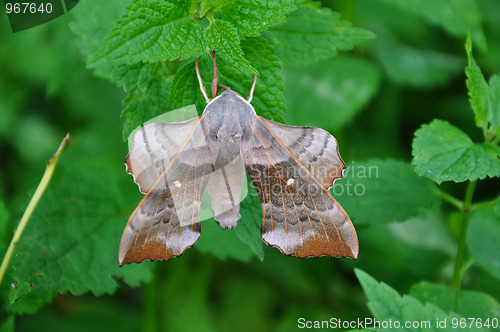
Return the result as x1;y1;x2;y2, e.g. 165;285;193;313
451;180;477;289
0;134;69;288
471;198;498;212
439;190;464;210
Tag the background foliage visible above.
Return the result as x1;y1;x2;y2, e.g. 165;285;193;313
1;0;500;331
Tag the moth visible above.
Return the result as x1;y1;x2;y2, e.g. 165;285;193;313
119;53;358;265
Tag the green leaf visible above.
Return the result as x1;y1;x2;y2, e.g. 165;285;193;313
410;282;500;320
90;0;205;67
412;119;500;183
284;57;381;130
263;2;375;66
466;34;490;130
170;37;286;122
218;0;296;38
335;159;441;225
375;40;462;88
196;220;254;262
4;161;153;314
488;74;500;135
467;208;500;281
168;59;206;114
195;180;263;261
355;269;483;331
205;19;257;75
234;183;264;261
112;62;174;140
379;0;487;51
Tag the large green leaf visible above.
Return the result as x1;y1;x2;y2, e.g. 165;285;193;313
3;160;153;314
410;282;500;320
217;0;296;37
263;2;375;66
355;269;483;331
170;37;286;122
90;0;205;66
467;208;500;281
412;119;500;183
335;159;441;225
204;19;257;75
283;57;381;130
113;62;174;140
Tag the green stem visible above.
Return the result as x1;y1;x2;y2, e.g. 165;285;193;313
471;198;498;212
439;190;464;210
0;134;70;287
451;180;477;289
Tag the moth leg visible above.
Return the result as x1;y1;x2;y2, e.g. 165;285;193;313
247;75;257;103
195;58;210;103
211;50;219;98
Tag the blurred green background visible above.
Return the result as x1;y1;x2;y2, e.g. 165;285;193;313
1;0;500;331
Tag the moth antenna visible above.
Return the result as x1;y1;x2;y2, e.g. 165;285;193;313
211;50;218;98
247;75;257;103
195;58;210;103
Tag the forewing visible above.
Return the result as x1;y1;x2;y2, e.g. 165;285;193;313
125;117;205;193
119;116;217;265
241;116;358;259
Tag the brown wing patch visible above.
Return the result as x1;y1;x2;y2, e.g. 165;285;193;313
241;116;358;259
119;116;216;265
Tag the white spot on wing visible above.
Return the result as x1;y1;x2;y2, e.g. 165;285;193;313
174;180;181;188
287;178;295;186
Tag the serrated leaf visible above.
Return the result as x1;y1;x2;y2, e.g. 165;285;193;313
112;62;174;140
379;0;487;52
170;37;286;122
205;19;257;75
90;0;205;67
217;0;296;37
355;269;483;331
4;161;153;314
412;119;500;183
284;57;381;130
410;282;500;320
466;34;490;130
168;59;206;113
488;74;500;135
263;2;375;66
335;159;440;225
467;208;500;281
